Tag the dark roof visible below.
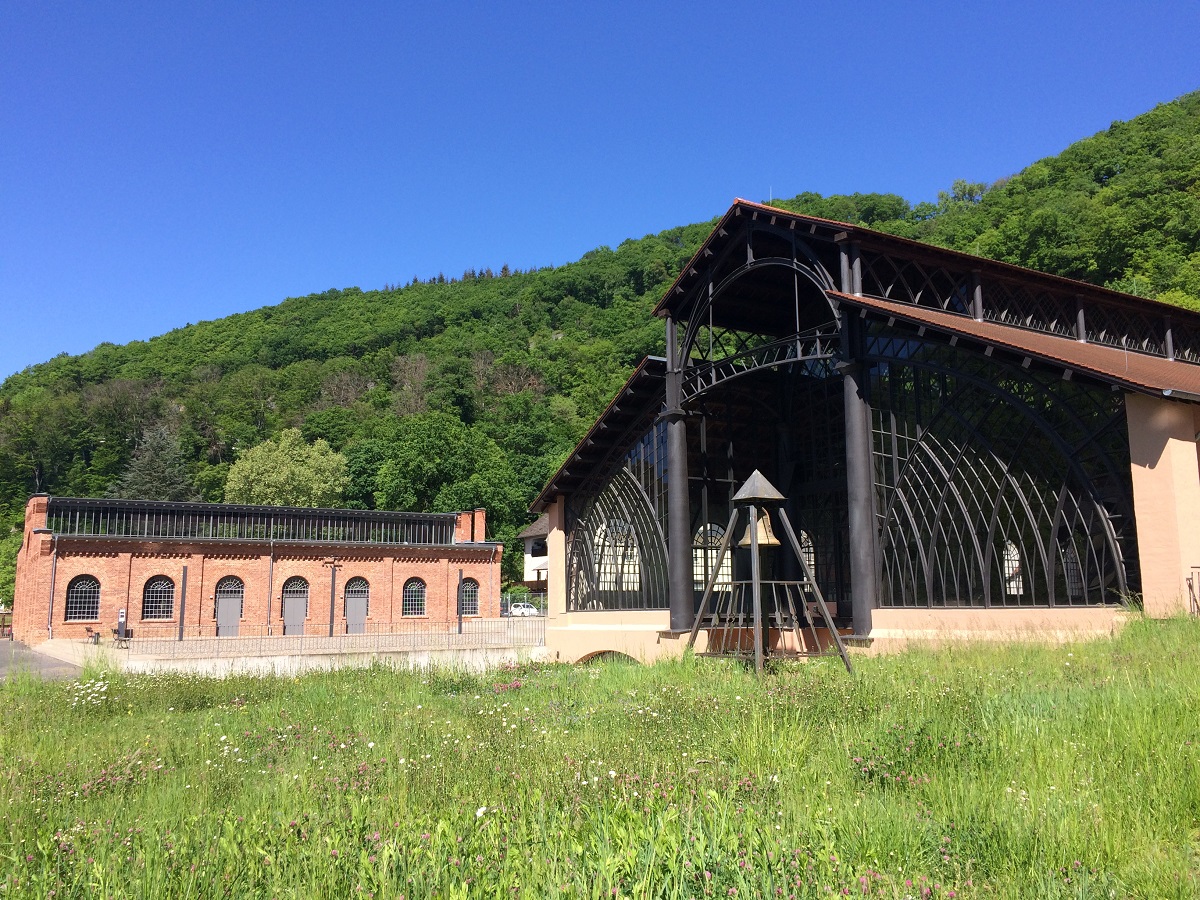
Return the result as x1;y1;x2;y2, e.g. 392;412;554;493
531;356;667;513
517;514;549;539
832;291;1200;400
654;198;1200;329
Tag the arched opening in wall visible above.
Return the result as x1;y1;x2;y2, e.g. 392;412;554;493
1060;538;1085;604
1002;541;1024;601
65;575;100;622
596;519;640;592
692;524;733;593
282;576;309;636
214;576;244;637
141;576;174;620
459;578;480;616
579;650;641;666
402;578;426;617
344;577;369;634
797;530;816;574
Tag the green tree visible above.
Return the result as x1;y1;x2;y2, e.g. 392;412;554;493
224;428;349;507
107;424;199;501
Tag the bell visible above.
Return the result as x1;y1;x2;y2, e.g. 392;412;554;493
739;510;781;548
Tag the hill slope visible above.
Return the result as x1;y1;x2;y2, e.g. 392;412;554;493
2;91;1198;594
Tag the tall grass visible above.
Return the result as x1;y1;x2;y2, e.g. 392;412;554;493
2;617;1198;898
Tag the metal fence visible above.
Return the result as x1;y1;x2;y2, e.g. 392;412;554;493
500;592;547;615
121;617;544;659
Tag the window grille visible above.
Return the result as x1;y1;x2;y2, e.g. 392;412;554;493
1062;543;1085;603
141;576;174;620
459;579;479;616
344;576;370;617
798;530;816;574
1002;542;1024;598
65;575;100;621
596;519;640;591
214;576;245;619
692;524;732;592
281;576;310;619
402;579;426;617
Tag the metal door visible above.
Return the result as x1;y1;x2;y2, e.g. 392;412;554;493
215;577;243;637
344;577;368;634
282;577;308;636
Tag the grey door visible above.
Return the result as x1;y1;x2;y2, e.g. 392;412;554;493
215;576;243;637
344;577;369;635
282;577;308;636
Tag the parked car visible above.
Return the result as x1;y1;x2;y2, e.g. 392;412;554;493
508;601;540;617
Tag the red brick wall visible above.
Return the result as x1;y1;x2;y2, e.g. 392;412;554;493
12;496;503;645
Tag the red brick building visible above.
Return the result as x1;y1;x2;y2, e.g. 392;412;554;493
13;495;502;645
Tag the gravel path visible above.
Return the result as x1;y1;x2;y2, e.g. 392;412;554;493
0;640;81;682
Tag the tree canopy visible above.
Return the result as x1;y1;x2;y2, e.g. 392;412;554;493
108;424;200;502
224;429;349;507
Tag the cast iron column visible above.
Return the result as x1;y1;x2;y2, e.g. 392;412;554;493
840;242;876;637
842;357;876;637
665;316;693;631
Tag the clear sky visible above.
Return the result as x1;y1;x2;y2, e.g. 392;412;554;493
3;1;1198;380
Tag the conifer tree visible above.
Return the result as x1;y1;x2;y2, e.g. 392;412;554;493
108;424;199;501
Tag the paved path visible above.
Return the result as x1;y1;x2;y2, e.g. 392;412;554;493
0;639;81;682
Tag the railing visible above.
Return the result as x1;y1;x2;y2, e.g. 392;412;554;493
46;498;458;546
117;617;544;658
1189;568;1200;616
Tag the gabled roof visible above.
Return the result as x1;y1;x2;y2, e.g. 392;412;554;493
517;514;549;539
530;356;667;513
654;198;1200;329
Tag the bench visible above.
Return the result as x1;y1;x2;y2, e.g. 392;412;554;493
111;627;133;649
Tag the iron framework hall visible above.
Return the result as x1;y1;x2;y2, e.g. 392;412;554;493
533;200;1200;662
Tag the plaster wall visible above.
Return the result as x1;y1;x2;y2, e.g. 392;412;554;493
868;606;1127;651
1125;392;1200;615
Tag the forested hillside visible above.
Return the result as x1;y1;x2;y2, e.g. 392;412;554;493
2;91;1198;597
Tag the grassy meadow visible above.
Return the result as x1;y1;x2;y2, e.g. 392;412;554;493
2;619;1199;899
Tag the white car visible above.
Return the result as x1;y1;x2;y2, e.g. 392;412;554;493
509;601;540;617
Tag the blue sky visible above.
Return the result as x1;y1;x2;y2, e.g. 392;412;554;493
3;1;1198;380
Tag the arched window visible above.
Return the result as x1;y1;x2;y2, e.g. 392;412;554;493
458;578;480;616
798;530;816;576
596;519;640;590
214;576;245;619
142;576;174;620
1061;542;1084;603
65;575;100;621
692;524;733;592
344;577;370;617
1002;541;1023;597
282;576;310;618
402;578;426;617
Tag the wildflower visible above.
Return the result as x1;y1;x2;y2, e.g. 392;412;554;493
476;807;487;818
